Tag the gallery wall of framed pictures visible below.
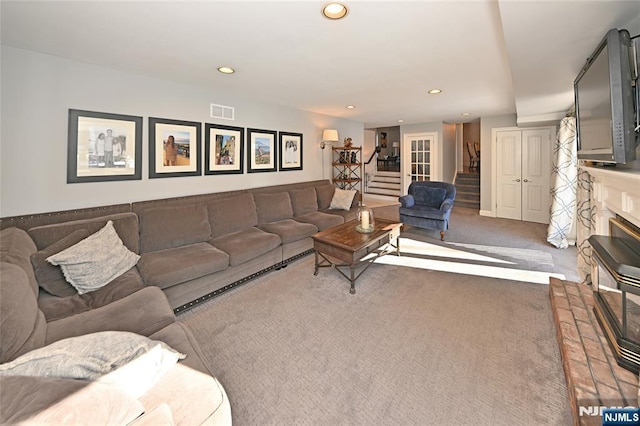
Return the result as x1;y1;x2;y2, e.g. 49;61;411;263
66;109;304;182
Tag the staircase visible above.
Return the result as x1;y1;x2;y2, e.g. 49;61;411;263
455;172;480;209
366;171;401;198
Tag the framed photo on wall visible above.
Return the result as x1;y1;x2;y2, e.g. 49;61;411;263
247;128;277;173
149;117;201;178
205;123;244;175
67;109;142;183
278;131;303;171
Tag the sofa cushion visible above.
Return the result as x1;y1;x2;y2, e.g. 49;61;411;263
37;268;145;322
129;403;174;426
207;193;258;238
210;227;281;267
294;211;344;231
258;219;318;244
329;188;357;210
0;262;47;364
45;287;175;344
316;185;336;210
139;203;211;253
28;212;140;254
137;243;229;289
413;186;447;208
45;221;140;295
254;192;294;224
0;376;144;426
0;227;39;295
289;187;319;217
31;229;91;297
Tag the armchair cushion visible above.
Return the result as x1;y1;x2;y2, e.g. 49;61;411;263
398;194;415;208
413;186;447;207
399;205;449;221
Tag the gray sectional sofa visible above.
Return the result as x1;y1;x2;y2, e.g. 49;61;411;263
0;180;359;424
1;179;359;312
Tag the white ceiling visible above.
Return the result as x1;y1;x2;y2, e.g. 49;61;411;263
1;1;639;128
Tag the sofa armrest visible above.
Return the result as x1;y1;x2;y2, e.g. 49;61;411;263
440;199;454;213
0;376;144;425
398;194;415;208
45;287;175;344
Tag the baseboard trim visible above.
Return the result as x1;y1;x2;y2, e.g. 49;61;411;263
479;209;495;217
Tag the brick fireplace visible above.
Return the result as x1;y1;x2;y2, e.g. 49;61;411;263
551;166;640;425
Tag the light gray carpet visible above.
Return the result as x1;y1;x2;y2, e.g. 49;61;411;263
180;207;574;425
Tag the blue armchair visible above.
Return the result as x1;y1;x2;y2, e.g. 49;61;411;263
398;181;456;240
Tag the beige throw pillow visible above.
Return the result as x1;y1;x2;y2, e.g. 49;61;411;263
329;188;356;211
45;220;140;294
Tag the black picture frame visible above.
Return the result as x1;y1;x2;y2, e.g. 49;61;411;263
67;109;143;183
149;117;202;178
204;123;244;175
247;128;277;173
278;131;303;171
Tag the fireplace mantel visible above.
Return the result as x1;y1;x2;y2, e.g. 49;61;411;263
581;165;640;235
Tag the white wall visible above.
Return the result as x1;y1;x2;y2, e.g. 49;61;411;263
442;123;457;183
0;46;363;216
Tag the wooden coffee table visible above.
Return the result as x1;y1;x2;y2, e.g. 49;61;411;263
312;218;402;294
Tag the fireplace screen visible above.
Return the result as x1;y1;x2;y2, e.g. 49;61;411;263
590;216;640;373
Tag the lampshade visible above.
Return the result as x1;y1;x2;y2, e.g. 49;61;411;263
322;129;339;142
392;142;399;148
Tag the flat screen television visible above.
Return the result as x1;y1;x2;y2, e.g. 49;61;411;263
575;28;639;165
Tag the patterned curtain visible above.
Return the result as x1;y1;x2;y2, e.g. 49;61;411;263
576;170;595;283
547;117;578;249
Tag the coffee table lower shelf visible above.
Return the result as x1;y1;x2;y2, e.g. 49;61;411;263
312;219;402;294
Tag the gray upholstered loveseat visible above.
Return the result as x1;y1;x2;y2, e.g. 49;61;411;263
0;180;359;424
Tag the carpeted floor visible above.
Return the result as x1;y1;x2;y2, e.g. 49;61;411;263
180;207;575;425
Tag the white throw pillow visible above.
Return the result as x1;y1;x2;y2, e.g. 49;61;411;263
329;188;356;211
0;331;185;383
97;343;184;398
46;220;140;294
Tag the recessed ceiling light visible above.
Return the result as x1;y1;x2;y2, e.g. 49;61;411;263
322;2;348;20
345;105;355;109
461;112;471;116
217;66;235;74
397;119;404;123
428;89;442;94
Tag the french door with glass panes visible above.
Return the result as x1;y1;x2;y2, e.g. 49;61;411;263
402;132;438;194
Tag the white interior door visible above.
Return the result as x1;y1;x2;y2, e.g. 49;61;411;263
496;131;522;220
496;128;552;223
402;132;437;194
522;129;551;223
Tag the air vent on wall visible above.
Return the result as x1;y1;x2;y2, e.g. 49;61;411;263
210;103;235;120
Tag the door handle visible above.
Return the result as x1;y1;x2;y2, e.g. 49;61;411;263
514;179;521;182
523;179;529;183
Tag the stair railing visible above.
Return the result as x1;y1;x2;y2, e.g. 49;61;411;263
362;146;381;193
